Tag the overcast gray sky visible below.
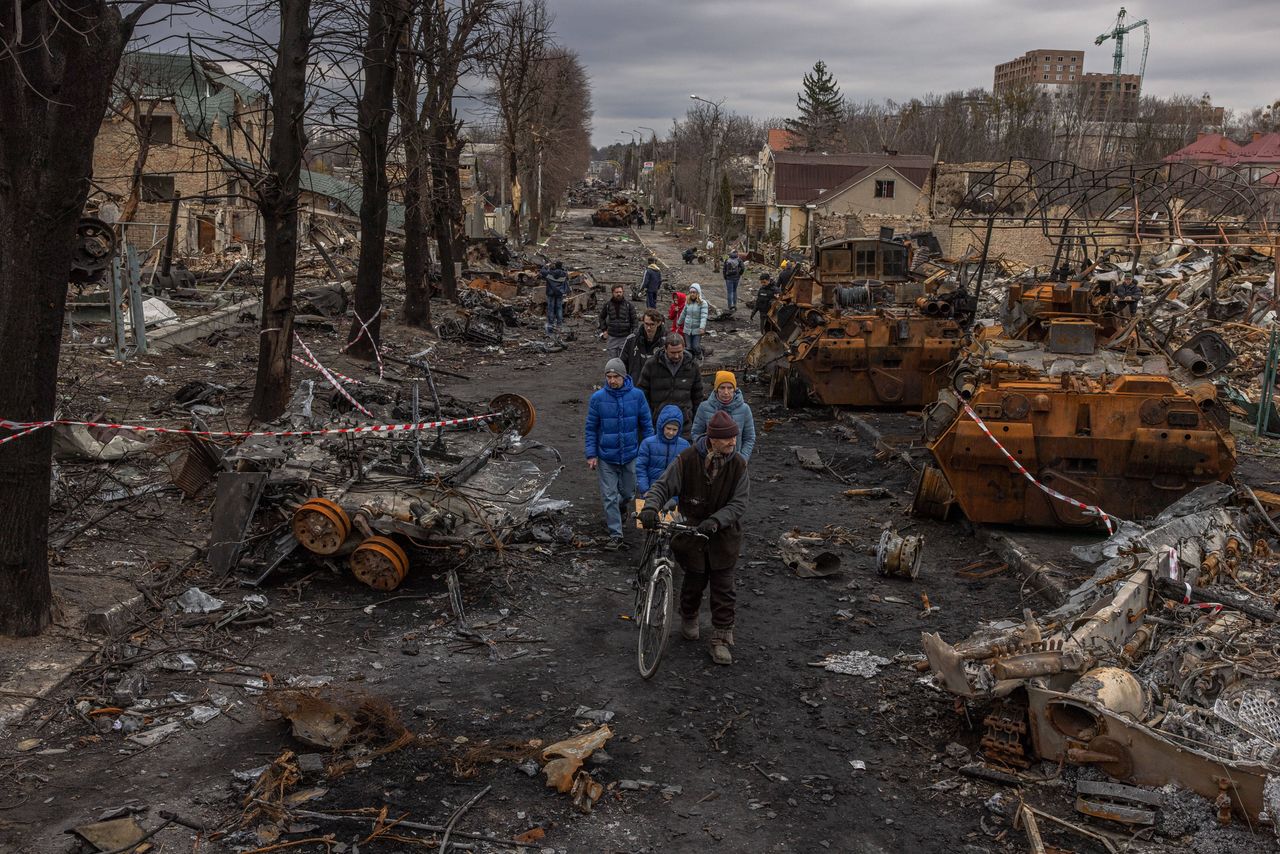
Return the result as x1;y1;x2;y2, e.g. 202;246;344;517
551;0;1279;148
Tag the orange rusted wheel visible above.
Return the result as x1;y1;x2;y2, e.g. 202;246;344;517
488;393;537;436
292;498;351;555
349;536;409;591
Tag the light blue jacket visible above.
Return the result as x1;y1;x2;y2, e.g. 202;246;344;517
678;298;709;334
691;388;757;460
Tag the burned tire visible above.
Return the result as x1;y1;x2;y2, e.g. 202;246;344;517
782;369;809;410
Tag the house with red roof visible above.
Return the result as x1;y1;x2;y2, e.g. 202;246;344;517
1163;131;1280;185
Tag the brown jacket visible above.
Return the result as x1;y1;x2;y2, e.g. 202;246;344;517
643;438;748;572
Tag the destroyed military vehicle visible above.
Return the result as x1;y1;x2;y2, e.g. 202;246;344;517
748;234;974;408
913;274;1237;528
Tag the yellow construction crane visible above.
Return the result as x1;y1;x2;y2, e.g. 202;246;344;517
1095;6;1150;87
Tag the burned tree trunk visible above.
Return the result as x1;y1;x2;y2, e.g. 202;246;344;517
0;0;132;635
396;44;431;328
248;0;312;421
347;0;409;357
428;117;463;302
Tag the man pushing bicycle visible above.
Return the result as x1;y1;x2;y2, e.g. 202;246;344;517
640;410;749;666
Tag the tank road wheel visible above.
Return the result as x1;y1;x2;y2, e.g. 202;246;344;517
488;393;537;437
292;498;351;555
912;464;956;521
350;536;410;591
782;369;809;410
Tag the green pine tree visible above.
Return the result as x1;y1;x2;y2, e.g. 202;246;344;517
785;60;846;152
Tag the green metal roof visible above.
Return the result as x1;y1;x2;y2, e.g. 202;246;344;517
115;51;261;137
300;169;406;231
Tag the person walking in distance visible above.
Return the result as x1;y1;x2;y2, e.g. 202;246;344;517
750;272;779;334
542;261;570;336
640;410;749;665
598;284;637;359
585;358;653;550
721;250;744;312
620;309;666;383
637;333;703;429
677;284;709;358
641;257;663;310
692;370;757;460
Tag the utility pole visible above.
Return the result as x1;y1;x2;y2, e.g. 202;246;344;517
691;95;725;238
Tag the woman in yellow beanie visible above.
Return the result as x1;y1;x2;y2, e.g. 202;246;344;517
690;370;757;459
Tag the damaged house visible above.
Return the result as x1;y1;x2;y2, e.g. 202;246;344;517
90;51;405;259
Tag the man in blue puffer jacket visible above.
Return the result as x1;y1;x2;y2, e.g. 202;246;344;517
585;358;654;548
691;370;757;459
637;404;691;498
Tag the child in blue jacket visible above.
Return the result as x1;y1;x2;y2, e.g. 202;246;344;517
637;404;691;497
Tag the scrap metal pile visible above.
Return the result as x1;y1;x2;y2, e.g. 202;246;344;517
590;196;640;227
205;390;561;592
921;482;1280;836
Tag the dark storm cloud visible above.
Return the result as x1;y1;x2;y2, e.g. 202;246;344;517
547;0;1278;146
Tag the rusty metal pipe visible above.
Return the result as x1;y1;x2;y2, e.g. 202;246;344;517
1173;347;1210;376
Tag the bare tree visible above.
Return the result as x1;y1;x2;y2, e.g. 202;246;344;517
346;0;411;358
0;0;166;635
418;0;500;301
485;0;549;245
395;2;433;327
522;47;590;234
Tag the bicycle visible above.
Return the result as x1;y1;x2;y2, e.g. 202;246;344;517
633;518;706;679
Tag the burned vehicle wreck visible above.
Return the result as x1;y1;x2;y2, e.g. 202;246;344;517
749;234;973;408
921;484;1280;830
912;160;1262;530
206;390;559;591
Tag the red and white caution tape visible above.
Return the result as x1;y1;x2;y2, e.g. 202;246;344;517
961;402;1118;534
0;413;498;446
293;332;374;417
292;354;363;386
341;307;384;379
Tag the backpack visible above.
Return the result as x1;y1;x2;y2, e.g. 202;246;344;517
723;257;742;278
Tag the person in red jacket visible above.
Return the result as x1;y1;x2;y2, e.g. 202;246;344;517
668;290;687;335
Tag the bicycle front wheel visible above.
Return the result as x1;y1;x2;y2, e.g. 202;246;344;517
637;561;673;679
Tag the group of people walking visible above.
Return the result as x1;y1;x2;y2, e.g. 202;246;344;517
583;262;760;666
546;240;794;666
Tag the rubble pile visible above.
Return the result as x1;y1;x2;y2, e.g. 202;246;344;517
921;482;1280;837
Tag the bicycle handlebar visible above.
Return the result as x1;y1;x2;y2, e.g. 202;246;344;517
653;520;709;540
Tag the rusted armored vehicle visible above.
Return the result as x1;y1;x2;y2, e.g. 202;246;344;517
749;234;974;408
591;197;639;227
913;278;1236;528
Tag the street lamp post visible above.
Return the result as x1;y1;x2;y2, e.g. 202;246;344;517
690;94;724;239
636;126;657;208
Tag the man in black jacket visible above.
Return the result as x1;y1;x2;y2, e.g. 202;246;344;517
750;272;779;334
637;333;703;428
599;284;637;358
620;309;666;382
640;409;748;665
640;258;663;309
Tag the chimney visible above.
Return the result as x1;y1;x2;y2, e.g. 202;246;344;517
1254;132;1263;143
1196;132;1208;141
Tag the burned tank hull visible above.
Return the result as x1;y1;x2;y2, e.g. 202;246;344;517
751;234;972;408
914;336;1236;529
780;311;966;407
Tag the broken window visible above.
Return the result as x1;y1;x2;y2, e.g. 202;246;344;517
882;248;905;278
141;174;176;201
854;249;876;277
143;114;173;145
874;180;895;199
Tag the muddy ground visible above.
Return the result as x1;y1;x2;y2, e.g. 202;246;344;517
1;210;1274;854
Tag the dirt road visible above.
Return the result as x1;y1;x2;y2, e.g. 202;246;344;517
0;211;1079;853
